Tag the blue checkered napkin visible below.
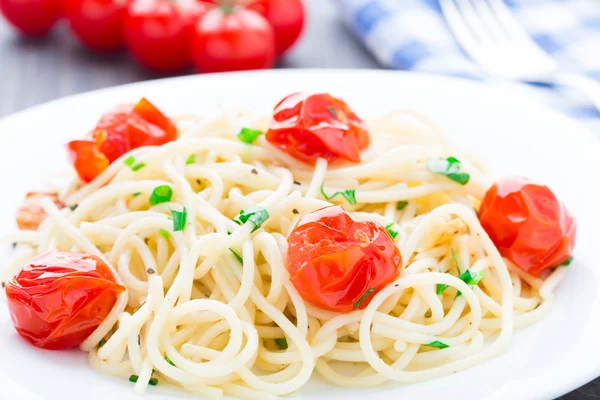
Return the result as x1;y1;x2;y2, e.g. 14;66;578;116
334;0;600;130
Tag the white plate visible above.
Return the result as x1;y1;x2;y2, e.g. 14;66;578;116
0;70;599;400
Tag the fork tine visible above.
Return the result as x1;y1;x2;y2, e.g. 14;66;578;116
439;0;485;61
488;0;548;49
470;0;513;44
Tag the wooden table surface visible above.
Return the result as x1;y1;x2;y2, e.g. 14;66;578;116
0;0;597;398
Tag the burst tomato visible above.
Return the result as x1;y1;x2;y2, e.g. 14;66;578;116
247;0;305;55
65;0;128;52
67;98;177;182
0;0;62;36
479;176;576;276
191;5;276;73
5;252;125;350
266;93;370;165
287;205;401;313
125;0;208;72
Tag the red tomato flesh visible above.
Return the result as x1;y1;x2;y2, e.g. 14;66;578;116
65;0;128;52
66;98;177;182
125;0;208;73
247;0;305;55
266;93;370;165
191;6;276;73
287;205;401;313
479;176;576;276
0;0;62;36
5;252;125;350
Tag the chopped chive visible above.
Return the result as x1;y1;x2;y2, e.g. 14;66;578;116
131;162;146;171
385;222;398;239
129;375;158;386
186;154;196;165
354;288;375;308
425;341;449;349
328;107;338;117
124;156;135;167
561;256;573;266
149;185;173;206
237;127;263;144
233;205;269;233
69;204;79;211
320;182;357;205
275;338;288;350
164;353;176;367
436;283;449;295
132;192;142;197
427;157;470;185
159;228;171;239
451;249;461;273
97;338;107;349
171;208;187;231
396;201;408;210
230;248;243;263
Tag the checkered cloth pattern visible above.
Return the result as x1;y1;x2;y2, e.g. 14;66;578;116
335;0;600;132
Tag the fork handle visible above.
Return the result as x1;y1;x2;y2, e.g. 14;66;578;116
552;73;600;111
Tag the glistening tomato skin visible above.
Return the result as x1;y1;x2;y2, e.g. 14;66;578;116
0;0;62;36
287;205;401;313
5;252;125;350
191;7;276;73
67;98;177;182
247;0;305;55
65;0;128;52
266;93;370;165
125;0;208;73
479;177;576;276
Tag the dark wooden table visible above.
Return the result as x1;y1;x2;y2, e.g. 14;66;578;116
0;0;597;398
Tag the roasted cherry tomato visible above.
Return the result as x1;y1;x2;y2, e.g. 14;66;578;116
5;252;125;350
266;93;370;165
125;0;208;72
0;0;62;36
65;0;128;52
479;176;576;276
287;205;401;313
247;0;305;55
191;5;276;73
67;98;177;182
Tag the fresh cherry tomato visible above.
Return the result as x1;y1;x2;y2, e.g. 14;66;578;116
65;0;128;52
479;176;576;276
247;0;304;55
5;252;125;350
125;0;208;73
287;205;401;313
67;98;177;182
191;5;276;73
0;0;61;36
266;93;370;165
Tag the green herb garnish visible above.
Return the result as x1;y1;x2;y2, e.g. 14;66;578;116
129;375;158;386
124;156;146;172
427;157;470;185
159;228;171;239
234;205;269;233
561;256;574;266
396;201;408;210
149;185;173;206
185;154;197;165
230;248;243;263
69;204;79;211
171;208;187;231
451;249;461;273
97;338;107;349
425;341;449;349
328;107;338;117
132;192;142;197
275;338;288;350
320;182;357;205
164;353;176;367
437;249;484;296
353;288;375;309
436;283;449;295
385;222;398;239
237;127;263;144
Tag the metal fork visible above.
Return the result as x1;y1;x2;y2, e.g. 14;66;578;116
440;0;600;111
